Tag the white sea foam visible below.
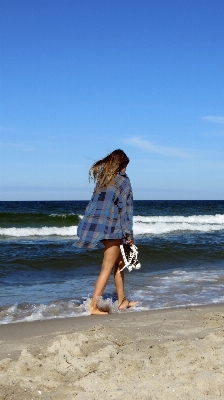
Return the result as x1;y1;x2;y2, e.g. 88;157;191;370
1;214;224;237
49;213;77;218
0;297;119;324
0;226;78;237
133;222;224;235
133;214;224;223
133;214;224;235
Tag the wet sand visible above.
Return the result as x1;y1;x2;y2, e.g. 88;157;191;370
0;304;224;399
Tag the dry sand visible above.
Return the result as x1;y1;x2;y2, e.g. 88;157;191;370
0;305;224;400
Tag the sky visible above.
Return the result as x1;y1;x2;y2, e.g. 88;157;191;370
0;0;224;200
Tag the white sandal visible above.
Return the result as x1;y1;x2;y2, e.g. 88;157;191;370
119;244;141;272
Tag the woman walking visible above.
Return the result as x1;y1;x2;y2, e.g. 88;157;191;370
76;149;138;315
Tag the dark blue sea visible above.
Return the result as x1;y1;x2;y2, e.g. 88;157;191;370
0;200;224;324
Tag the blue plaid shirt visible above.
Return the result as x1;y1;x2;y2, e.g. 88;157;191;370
76;172;133;248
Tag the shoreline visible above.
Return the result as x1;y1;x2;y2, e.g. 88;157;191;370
0;304;224;399
1;301;224;329
1;300;224;327
0;303;224;357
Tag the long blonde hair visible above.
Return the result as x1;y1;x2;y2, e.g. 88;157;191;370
89;149;130;192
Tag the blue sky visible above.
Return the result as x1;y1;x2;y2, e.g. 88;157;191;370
1;0;224;200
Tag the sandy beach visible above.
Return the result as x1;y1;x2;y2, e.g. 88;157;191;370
0;305;224;399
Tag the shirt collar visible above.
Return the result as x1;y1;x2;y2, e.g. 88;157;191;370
119;172;127;177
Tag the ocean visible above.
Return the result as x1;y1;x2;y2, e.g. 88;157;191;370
0;200;224;324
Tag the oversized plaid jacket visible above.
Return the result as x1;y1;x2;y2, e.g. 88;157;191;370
76;172;133;248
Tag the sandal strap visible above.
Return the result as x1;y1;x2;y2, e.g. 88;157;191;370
118;297;127;308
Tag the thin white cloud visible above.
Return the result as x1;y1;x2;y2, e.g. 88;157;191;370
202;116;224;124
204;130;224;137
123;136;189;158
0;126;15;133
0;142;35;151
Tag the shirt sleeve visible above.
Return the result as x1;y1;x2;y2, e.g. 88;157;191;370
115;175;133;241
123;180;134;240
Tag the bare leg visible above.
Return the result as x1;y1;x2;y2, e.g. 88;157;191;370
114;252;125;304
114;252;138;309
90;239;122;315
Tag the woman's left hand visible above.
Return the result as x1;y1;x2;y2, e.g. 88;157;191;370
126;239;134;245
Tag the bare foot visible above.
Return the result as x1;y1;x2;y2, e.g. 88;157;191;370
118;297;138;310
90;306;108;315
